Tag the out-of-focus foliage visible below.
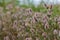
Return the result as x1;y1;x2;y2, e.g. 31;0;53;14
0;0;60;16
0;0;20;7
0;0;20;12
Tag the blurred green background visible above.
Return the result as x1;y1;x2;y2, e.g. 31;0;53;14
0;0;60;16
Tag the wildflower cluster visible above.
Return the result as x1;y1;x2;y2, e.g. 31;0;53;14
0;4;60;40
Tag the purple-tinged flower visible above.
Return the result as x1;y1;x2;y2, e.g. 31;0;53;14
30;28;35;34
6;11;11;15
12;13;18;19
6;3;13;10
57;17;60;23
25;22;30;27
42;14;49;21
31;17;36;24
2;27;7;31
47;9;52;17
44;22;49;29
25;37;32;40
42;19;47;24
42;32;47;38
19;8;25;12
34;12;41;17
4;36;10;40
53;29;58;35
17;32;21;38
15;6;20;12
36;37;39;40
26;8;32;13
12;35;16;40
12;20;18;29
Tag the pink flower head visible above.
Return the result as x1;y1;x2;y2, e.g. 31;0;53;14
6;3;13;10
42;32;47;38
44;22;49;29
53;29;58;35
6;11;11;16
26;8;32;13
15;6;20;11
25;37;32;40
4;36;10;40
13;20;18;29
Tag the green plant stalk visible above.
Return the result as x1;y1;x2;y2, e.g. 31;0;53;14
3;0;5;11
